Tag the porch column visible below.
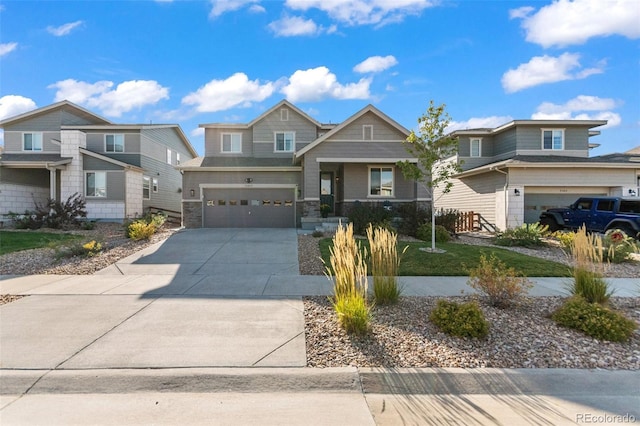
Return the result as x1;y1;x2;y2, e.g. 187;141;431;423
49;168;57;200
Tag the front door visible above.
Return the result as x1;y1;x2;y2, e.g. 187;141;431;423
320;172;334;213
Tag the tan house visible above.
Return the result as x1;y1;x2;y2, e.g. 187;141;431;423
435;120;640;230
178;100;426;228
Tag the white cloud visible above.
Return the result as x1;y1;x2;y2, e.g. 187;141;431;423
514;0;640;48
508;6;534;19
209;0;261;19
532;95;621;128
0;42;17;56
280;66;371;102
354;55;398;73
48;79;169;117
0;95;37;121
182;73;274;112
285;0;433;27
501;53;604;93
268;15;322;37
447;116;513;133
190;127;205;138
47;20;84;36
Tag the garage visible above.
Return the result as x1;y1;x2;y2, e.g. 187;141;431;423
203;187;296;228
524;192;606;224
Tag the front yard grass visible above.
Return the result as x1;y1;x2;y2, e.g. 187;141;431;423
0;230;82;255
319;239;571;277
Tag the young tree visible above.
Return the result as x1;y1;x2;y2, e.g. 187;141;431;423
397;101;462;251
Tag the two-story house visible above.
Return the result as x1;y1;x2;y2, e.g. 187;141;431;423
0;100;197;221
178;100;426;228
435;120;640;230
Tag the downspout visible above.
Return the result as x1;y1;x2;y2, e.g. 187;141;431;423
490;166;509;230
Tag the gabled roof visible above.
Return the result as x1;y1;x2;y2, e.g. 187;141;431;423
199;99;324;129
176;156;300;171
0;153;72;168
80;148;144;171
295;104;410;158
450;119;607;137
0;100;113;127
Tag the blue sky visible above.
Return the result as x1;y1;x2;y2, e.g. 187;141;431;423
1;0;638;156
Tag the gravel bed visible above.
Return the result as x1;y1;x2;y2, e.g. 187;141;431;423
304;296;640;369
300;232;640;369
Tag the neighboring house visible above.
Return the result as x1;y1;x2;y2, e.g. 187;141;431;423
435;120;640;230
0;100;197;221
178;100;425;228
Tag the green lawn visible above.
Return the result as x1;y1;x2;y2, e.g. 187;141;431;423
319;239;571;277
0;231;82;255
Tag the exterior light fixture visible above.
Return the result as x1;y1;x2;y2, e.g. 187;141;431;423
190;189;195;197
514;189;521;196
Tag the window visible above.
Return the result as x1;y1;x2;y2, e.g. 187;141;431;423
221;133;242;153
281;108;289;121
166;149;172;165
176;153;181;165
542;129;564;150
143;176;150;200
86;172;107;198
275;132;294;152
152;178;158;193
369;166;394;197
470;138;482;157
596;200;614;212
105;134;124;153
363;125;373;140
23;133;43;151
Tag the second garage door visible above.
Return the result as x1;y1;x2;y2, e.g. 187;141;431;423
203;187;296;228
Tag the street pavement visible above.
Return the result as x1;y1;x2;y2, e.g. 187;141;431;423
1;228;638;425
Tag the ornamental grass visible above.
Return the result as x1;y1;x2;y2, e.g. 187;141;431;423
367;224;407;305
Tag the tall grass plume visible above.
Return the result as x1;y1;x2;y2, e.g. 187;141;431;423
367;224;407;304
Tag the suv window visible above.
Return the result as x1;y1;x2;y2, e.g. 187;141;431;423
576;200;592;210
596;200;615;212
619;200;640;214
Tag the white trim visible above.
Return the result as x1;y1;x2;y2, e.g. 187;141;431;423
363;125;373;140
274;131;295;153
221;132;243;154
79;148;144;171
368;165;395;198
541;128;565;151
316;157;417;163
178;166;301;172
198;183;298;199
470;137;482;157
22;132;43;152
152;177;159;193
303;197;321;201
342;198;427;203
313;139;403;143
281;108;289;121
104;134;125;153
166;148;172;165
85;171;107;198
142;175;151;200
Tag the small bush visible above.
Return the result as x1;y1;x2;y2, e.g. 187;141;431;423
8;193;87;230
552;297;636;342
311;230;324;238
494;222;549;247
332;293;371;336
8;211;43;230
416;223;451;243
394;202;429;237
127;220;156;240
467;253;533;308
551;230;575;252
435;208;460;234
569;267;612;305
347;202;393;235
82;240;103;257
430;299;489;339
57;239;103;259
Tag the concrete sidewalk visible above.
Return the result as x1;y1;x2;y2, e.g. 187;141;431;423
1;228;638;425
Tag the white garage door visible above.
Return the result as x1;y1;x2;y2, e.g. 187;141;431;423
203;187;296;228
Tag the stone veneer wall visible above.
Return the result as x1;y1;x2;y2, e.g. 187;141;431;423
85;201;125;220
182;201;202;228
59;130;85;202
0;183;49;216
125;170;143;219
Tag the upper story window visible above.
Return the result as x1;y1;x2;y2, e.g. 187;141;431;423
166;149;172;165
542;129;564;150
281;108;289;121
105;134;124;153
23;132;43;151
275;131;295;152
152;178;159;193
369;166;394;197
86;172;107;198
363;125;373;140
176;153;181;165
470;138;482;157
221;133;242;153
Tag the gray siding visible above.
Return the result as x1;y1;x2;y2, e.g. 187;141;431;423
106;172;125;200
342;163;415;200
182;170;301;200
515;126;590;151
141;127;194;160
2;109;100;132
2;131;61;153
0;168;49;187
140;156;184;212
203;128;254;157
252;107;318;156
328;112;406;141
85;132;141;154
83;156;125;171
494;129;516;156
